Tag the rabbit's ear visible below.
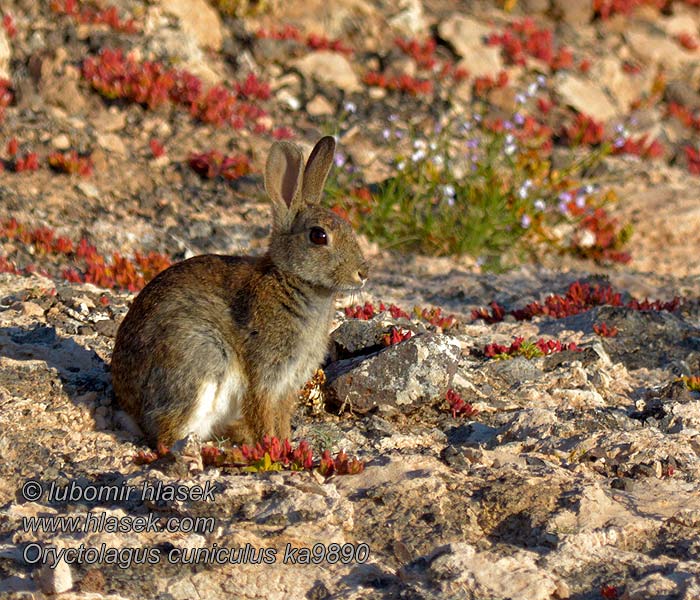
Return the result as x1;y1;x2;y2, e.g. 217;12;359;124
265;141;305;228
302;136;336;205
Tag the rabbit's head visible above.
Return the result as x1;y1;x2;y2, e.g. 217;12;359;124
265;137;369;292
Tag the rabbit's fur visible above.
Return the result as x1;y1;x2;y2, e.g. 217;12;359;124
111;137;368;447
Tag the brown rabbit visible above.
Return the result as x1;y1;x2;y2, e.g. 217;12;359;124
111;136;369;447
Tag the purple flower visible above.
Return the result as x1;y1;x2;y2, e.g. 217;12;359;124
334;153;346;167
520;214;531;228
558;191;573;202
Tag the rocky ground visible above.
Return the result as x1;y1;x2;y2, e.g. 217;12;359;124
1;0;700;598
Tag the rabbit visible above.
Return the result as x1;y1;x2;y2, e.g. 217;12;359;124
111;136;369;448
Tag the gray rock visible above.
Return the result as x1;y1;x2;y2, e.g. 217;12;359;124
325;333;461;414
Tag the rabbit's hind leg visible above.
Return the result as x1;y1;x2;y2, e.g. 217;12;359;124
141;344;245;447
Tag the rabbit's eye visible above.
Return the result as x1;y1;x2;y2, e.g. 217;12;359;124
309;227;328;246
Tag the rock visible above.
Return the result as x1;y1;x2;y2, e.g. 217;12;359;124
665;79;700;111
657;13;700;38
330;319;387;358
90;107;127;133
293;51;362;93
37;556;73;594
425;543;569;600
551;0;593;26
387;0;427;36
170;433;204;474
306;95;334;117
97;133;127;156
159;0;223;51
626;27;698;72
325;333;461;414
18;302;45;318
555;73;619;121
146;28;222;85
41;74;87;114
590;56;651;113
0;30;11;79
438;15;504;78
51;134;71;150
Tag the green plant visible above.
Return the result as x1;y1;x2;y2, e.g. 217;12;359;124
324;78;628;270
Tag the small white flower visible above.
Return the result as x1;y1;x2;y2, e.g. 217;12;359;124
515;93;527;105
505;134;515;145
520;214;531;228
536;74;546;86
388;113;398;122
534;199;546;211
343;101;357;113
429;141;437;151
504;144;516;156
411;149;426;162
334;153;346;167
432;155;444;167
382;128;391;140
441;184;456;198
518;179;532;199
575;195;586;208
396;160;406;171
527;82;538;97
413;138;427;149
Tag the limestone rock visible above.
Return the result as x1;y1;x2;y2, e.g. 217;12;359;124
306;95;334;117
626;27;699;72
438;15;504;78
0;29;10;80
555;73;619;121
387;0;427;36
293;51;361;93
159;0;223;51
425;543;570;600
